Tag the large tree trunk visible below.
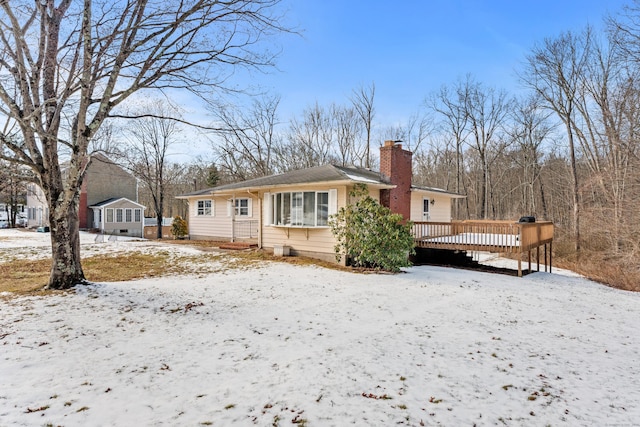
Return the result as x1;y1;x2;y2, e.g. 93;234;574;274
46;186;86;290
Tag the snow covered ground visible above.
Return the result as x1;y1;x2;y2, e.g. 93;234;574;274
422;232;520;247
1;229;639;426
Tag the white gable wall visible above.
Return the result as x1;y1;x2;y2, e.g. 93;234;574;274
410;191;454;223
188;194;260;241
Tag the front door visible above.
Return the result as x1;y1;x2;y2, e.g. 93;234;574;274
422;198;430;221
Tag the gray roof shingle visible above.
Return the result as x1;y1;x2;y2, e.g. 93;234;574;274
178;164;392;197
177;164;465;198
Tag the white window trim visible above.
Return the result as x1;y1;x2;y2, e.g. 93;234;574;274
236;198;252;217
268;189;337;228
196;199;213;216
227;198;252;218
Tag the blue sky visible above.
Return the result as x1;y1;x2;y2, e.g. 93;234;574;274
249;0;628;125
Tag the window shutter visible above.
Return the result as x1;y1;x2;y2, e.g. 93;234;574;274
263;193;272;225
227;200;232;217
328;189;338;215
210;200;215;216
247;198;253;217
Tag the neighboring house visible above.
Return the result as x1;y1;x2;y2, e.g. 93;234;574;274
0;203;27;227
26;154;143;236
177;141;464;263
89;198;146;238
25;183;48;228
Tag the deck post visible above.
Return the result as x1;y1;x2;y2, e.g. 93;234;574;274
528;249;531;273
550;241;553;274
518;257;522;277
536;245;540;272
544;243;548;272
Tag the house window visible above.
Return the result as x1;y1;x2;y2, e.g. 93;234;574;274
234;198;250;217
316;192;329;226
422;198;430;221
134;209;141;222
291;192;303;225
197;200;212;216
271;191;330;227
106;208;114;223
116;208;123;222
125;209;132;222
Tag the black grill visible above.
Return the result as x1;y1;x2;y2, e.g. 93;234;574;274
518;216;536;223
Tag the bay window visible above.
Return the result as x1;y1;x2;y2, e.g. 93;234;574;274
269;190;334;227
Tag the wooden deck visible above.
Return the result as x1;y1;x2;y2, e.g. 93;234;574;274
412;220;554;276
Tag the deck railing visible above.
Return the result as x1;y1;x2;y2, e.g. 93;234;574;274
411;220;554;276
414;221;507;253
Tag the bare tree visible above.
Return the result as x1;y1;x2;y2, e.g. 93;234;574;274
509;95;555;219
123;100;183;239
0;1;289;289
464;80;512;219
332;104;362;166
210;95;280;180
607;0;640;63
425;79;472;218
277;102;336;170
520;29;591;251
572;24;640;253
0;154;29;228
350;82;376;168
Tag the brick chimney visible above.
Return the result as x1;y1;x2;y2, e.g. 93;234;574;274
379;140;412;220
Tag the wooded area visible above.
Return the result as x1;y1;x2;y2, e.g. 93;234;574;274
2;1;640;290
179;5;639;290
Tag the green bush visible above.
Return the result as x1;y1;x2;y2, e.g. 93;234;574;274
171;215;188;239
329;184;415;272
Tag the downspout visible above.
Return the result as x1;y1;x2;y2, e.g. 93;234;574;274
247;190;262;248
258;194;262;248
231;193;236;243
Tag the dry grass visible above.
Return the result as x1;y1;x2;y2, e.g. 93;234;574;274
555;254;640;293
0;251;222;295
553;234;640;293
0;240;351;297
0;258;52;294
0;253;175;295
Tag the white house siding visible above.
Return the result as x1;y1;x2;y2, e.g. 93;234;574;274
261;185;347;263
409;191;453;223
26;184;48;228
186;185;387;263
101;199;144;237
188;194;260;241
